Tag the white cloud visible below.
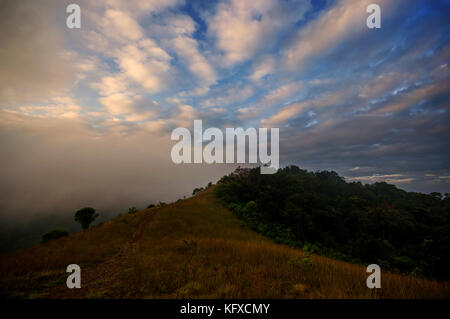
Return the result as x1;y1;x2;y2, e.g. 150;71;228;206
162;14;197;36
179;87;210;97
99;93;159;122
83;30;111;53
261;85;352;126
172;36;217;85
115;44;171;92
5;96;82;119
372;81;449;114
152;14;217;86
171;104;197;128
100;9;144;43
209;107;227;115
282;0;396;69
238;81;302;120
209;0;310;65
249;56;276;82
98;0;182;18
92;74;129;96
347;174;415;185
201;84;254;108
261;100;310;126
81;6;175;94
99;93;135;115
165;97;184;105
145;120;167;133
359;72;412;99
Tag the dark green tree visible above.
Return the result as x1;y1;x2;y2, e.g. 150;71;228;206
74;207;99;230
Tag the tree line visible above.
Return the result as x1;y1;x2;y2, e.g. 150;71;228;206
215;166;450;280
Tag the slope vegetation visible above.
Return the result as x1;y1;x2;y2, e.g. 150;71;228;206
1;188;448;298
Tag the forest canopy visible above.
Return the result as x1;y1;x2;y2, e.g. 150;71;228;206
215;166;450;280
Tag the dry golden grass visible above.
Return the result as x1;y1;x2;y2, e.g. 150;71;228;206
1;188;449;298
0;210;149;298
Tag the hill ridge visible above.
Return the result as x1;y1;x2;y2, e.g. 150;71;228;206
1;188;449;298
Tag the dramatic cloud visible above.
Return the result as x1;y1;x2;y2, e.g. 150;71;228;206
0;0;449;230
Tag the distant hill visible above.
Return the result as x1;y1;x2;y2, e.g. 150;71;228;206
0;185;449;298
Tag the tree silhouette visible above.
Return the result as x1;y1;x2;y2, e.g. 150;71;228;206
74;207;99;230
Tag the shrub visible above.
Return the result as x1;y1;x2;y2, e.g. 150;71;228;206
128;207;138;214
41;229;69;243
192;187;204;195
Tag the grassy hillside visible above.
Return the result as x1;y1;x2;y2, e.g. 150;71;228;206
1;187;449;298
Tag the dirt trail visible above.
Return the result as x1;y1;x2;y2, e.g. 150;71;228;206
45;205;165;298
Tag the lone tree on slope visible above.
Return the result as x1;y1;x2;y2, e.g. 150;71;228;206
74;207;99;230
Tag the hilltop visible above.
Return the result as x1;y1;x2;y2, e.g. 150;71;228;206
216;166;450;280
1;186;449;298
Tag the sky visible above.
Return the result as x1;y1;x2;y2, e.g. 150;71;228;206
0;0;449;223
